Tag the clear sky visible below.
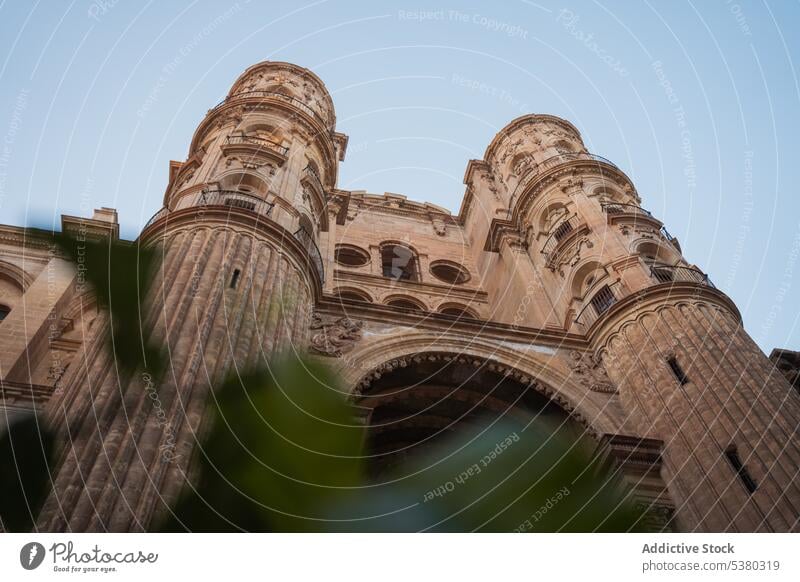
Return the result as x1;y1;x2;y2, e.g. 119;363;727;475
0;0;798;352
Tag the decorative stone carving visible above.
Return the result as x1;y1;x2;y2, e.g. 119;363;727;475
431;217;447;237
554;237;594;275
560;176;584;195
512;153;535;177
479;171;502;202
310;314;364;357
567;350;617;394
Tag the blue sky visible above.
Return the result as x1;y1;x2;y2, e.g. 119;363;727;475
0;0;798;352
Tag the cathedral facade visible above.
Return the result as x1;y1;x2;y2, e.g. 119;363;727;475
1;61;799;532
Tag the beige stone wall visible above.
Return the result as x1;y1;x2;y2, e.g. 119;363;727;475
1;60;797;532
600;299;800;531
37;220;313;531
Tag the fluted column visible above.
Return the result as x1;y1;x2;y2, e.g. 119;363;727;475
600;298;800;532
38;221;314;532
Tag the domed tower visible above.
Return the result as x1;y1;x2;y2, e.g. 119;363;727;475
483;114;800;531
38;62;347;532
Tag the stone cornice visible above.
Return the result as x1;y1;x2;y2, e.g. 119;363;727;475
315;295;588;350
345;191;458;224
589;283;741;351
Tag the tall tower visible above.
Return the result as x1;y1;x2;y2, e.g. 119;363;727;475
479;115;800;531
38;62;347;532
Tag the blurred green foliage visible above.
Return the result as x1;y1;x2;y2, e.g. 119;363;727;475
8;231;646;532
160;355;647;533
52;233;163;378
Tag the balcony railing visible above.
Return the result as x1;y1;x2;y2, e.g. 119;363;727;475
572;266;717;333
650;265;715;288
208;90;332;129
142;206;170;231
541;215;582;262
510;152;621;207
575;283;622;330
199;189;275;217
225;134;288;156
294;227;324;284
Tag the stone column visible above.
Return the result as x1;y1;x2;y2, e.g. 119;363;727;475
38;219;313;532
600;298;800;532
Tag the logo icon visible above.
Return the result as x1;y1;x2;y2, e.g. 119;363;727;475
20;542;46;570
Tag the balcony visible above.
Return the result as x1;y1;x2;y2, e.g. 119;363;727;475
223;134;289;159
601;201;664;230
199;189;275;217
142;189;275;233
294;227;325;284
601;202;652;218
650;265;715;288
573;266;716;333
541;215;588;268
510;152;621;207
575;283;623;330
208;90;332;130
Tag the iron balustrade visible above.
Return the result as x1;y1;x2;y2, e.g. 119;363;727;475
208;90;332;129
541;215;581;261
650;265;715;288
142;190;275;233
142;206;170;231
225;134;288;156
575;283;622;329
199;189;275;218
510;152;621;207
660;226;675;242
601;202;653;217
294;227;325;284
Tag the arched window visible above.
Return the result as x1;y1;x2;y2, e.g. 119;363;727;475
332;287;372;303
553;139;577;155
635;240;679;267
380;243;419;282
0;304;10;321
219;171;269;195
298;214;315;236
438;303;477;319
385;296;426;311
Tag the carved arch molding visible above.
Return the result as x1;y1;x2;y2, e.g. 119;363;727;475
352;351;600;438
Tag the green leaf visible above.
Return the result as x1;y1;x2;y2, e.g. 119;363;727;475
159;355;365;532
0;415;55;532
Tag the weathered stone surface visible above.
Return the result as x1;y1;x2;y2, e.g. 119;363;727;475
0;61;797;532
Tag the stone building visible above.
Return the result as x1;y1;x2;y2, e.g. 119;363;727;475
1;61;799;532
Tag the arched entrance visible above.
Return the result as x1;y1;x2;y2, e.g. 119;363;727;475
354;352;592;476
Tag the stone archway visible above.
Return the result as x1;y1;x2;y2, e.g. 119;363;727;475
331;330;623;437
328;334;676;531
352;351;592;475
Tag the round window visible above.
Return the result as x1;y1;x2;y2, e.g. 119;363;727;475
429;261;470;285
335;245;370;268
